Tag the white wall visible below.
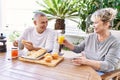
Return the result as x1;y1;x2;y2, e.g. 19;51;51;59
0;0;2;33
1;0;85;37
0;0;7;34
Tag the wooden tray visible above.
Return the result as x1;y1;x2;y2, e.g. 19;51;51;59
18;56;64;67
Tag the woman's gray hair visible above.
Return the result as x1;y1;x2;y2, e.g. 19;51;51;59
33;12;46;20
91;8;117;23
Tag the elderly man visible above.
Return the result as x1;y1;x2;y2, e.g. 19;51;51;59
13;12;57;52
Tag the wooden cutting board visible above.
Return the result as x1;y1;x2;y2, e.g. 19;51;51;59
18;56;64;67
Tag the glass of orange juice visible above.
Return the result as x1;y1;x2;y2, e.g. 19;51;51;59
58;35;65;44
57;35;65;56
11;48;18;58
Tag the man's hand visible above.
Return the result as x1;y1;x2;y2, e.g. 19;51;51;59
23;41;34;51
13;40;18;47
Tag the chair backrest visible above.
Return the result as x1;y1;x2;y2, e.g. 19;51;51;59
110;30;120;69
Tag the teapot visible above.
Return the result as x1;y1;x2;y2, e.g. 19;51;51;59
0;33;7;52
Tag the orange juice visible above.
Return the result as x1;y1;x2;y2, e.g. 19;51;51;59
11;48;18;58
58;36;65;44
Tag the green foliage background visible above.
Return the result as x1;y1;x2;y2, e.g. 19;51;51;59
36;0;120;31
77;0;120;31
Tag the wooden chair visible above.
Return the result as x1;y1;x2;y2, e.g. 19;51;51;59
101;69;120;80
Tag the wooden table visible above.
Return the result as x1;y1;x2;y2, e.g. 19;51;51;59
0;52;101;80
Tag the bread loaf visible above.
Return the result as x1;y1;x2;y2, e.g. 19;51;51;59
26;49;46;59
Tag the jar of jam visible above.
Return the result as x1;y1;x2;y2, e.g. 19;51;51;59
11;47;18;58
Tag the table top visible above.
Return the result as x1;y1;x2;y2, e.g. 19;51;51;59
0;52;101;80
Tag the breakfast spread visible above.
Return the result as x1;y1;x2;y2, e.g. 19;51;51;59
26;50;36;56
43;53;59;62
52;53;59;59
44;53;51;57
44;55;53;62
19;40;64;66
25;49;46;59
19;51;64;66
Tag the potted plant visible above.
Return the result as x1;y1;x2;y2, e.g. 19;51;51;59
36;0;79;33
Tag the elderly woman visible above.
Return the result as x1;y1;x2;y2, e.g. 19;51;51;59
62;8;120;74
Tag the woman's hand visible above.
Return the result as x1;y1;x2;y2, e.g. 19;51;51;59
72;53;87;65
62;39;69;46
72;53;101;70
62;39;75;50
